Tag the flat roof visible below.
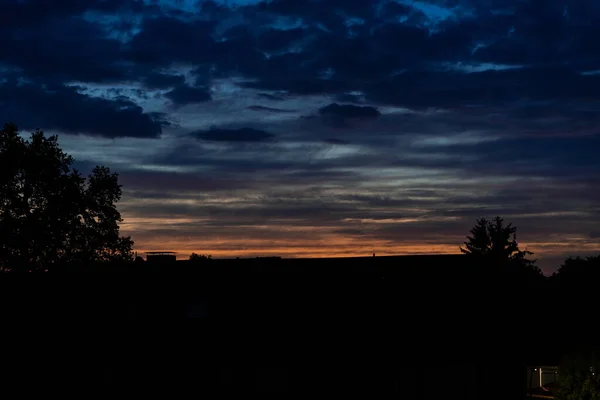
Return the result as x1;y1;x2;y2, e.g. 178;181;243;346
146;252;177;255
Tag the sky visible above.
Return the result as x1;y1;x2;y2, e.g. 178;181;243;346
2;0;600;273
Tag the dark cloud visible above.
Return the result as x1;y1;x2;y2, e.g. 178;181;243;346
323;138;351;145
0;0;138;29
255;27;307;52
319;103;381;118
164;84;212;105
236;52;349;95
106;87;149;101
118;170;257;193
5;0;598;110
361;68;600;109
335;93;367;103
142;73;186;89
590;232;600;239
369;23;469;66
0;80;164;138
119;173;594;229
254;0;379;34
143;111;600;187
190;127;276;142
0;15;129;83
4;0;600;107
125;16;217;67
468;1;600;70
247;105;295;113
257;93;286;101
309;103;383;128
411;134;600;180
214;15;473;95
4;0;600;270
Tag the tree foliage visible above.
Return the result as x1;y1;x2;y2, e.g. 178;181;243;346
558;347;600;400
189;253;212;262
460;216;541;274
552;255;600;286
0;123;133;270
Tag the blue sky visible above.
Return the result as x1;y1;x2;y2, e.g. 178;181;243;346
2;0;600;272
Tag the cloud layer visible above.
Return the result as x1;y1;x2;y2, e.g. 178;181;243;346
3;0;600;273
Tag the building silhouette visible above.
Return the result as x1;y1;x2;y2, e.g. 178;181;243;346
145;251;177;264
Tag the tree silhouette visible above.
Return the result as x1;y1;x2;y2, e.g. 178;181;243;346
460;216;539;272
189;253;212;262
551;255;600;288
0;123;133;270
557;345;600;400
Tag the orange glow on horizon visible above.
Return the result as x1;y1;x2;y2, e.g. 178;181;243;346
132;245;461;260
120;215;600;270
127;235;600;265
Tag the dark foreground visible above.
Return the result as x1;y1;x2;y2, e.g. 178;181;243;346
0;255;593;397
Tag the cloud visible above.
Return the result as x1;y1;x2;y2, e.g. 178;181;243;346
318;103;381;118
126;16;217;67
0;80;164;138
0;0;137;29
164;84;212;105
253;27;308;52
257;93;286;101
189;127;276;142
323;138;351;145
142;73;186;89
246;105;295;113
118;170;258;193
360;68;600;109
0;7;142;84
3;0;600;271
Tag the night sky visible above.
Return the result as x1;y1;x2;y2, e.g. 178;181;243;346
2;0;599;273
